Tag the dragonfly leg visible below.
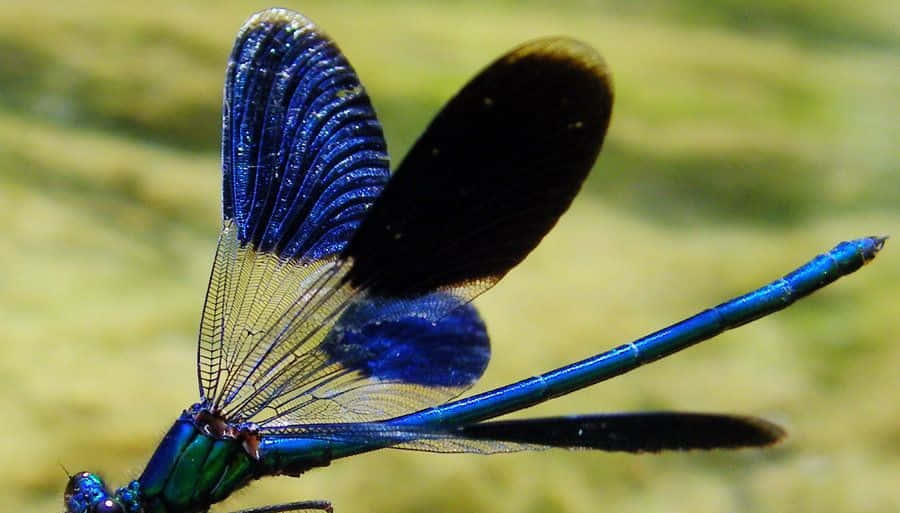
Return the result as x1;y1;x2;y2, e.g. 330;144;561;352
228;500;333;513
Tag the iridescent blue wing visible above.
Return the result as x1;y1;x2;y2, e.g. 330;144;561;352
245;292;490;426
221;10;388;261
253;36;611;430
199;9;490;424
198;8;392;410
199;8;613;428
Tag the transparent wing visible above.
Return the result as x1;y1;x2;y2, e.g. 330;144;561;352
221;282;491;425
198;8;614;428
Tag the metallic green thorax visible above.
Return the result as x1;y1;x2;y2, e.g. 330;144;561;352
107;403;347;513
134;410;254;513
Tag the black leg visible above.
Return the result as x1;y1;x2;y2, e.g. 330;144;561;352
228;500;333;513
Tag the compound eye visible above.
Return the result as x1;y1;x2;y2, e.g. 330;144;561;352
64;472;109;513
94;499;123;513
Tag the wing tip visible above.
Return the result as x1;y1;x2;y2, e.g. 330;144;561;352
509;37;610;71
240;8;316;37
505;36;614;99
739;415;787;448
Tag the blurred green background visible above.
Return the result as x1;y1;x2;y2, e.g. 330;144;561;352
1;1;897;512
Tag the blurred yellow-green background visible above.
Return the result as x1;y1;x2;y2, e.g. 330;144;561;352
1;1;897;512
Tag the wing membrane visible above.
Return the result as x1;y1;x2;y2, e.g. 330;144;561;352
250;292;489;426
453;412;785;452
222;9;389;260
203;234;489;424
262;412;784;454
342;37;613;297
199;10;493;425
200;9;389;411
198;10;613;428
200;223;357;417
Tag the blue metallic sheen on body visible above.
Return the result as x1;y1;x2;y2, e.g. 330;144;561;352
65;473;114;513
133;411;254;513
114;481;142;513
138;416;196;498
388;237;884;428
64;472;143;513
258;436;343;476
257;238;884;458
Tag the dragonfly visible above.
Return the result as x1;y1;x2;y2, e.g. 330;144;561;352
63;8;885;513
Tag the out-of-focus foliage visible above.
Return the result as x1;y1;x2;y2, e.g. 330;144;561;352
1;1;896;512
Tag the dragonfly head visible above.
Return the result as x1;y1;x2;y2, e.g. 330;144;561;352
64;472;123;513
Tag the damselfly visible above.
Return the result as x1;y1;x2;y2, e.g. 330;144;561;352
64;8;885;513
